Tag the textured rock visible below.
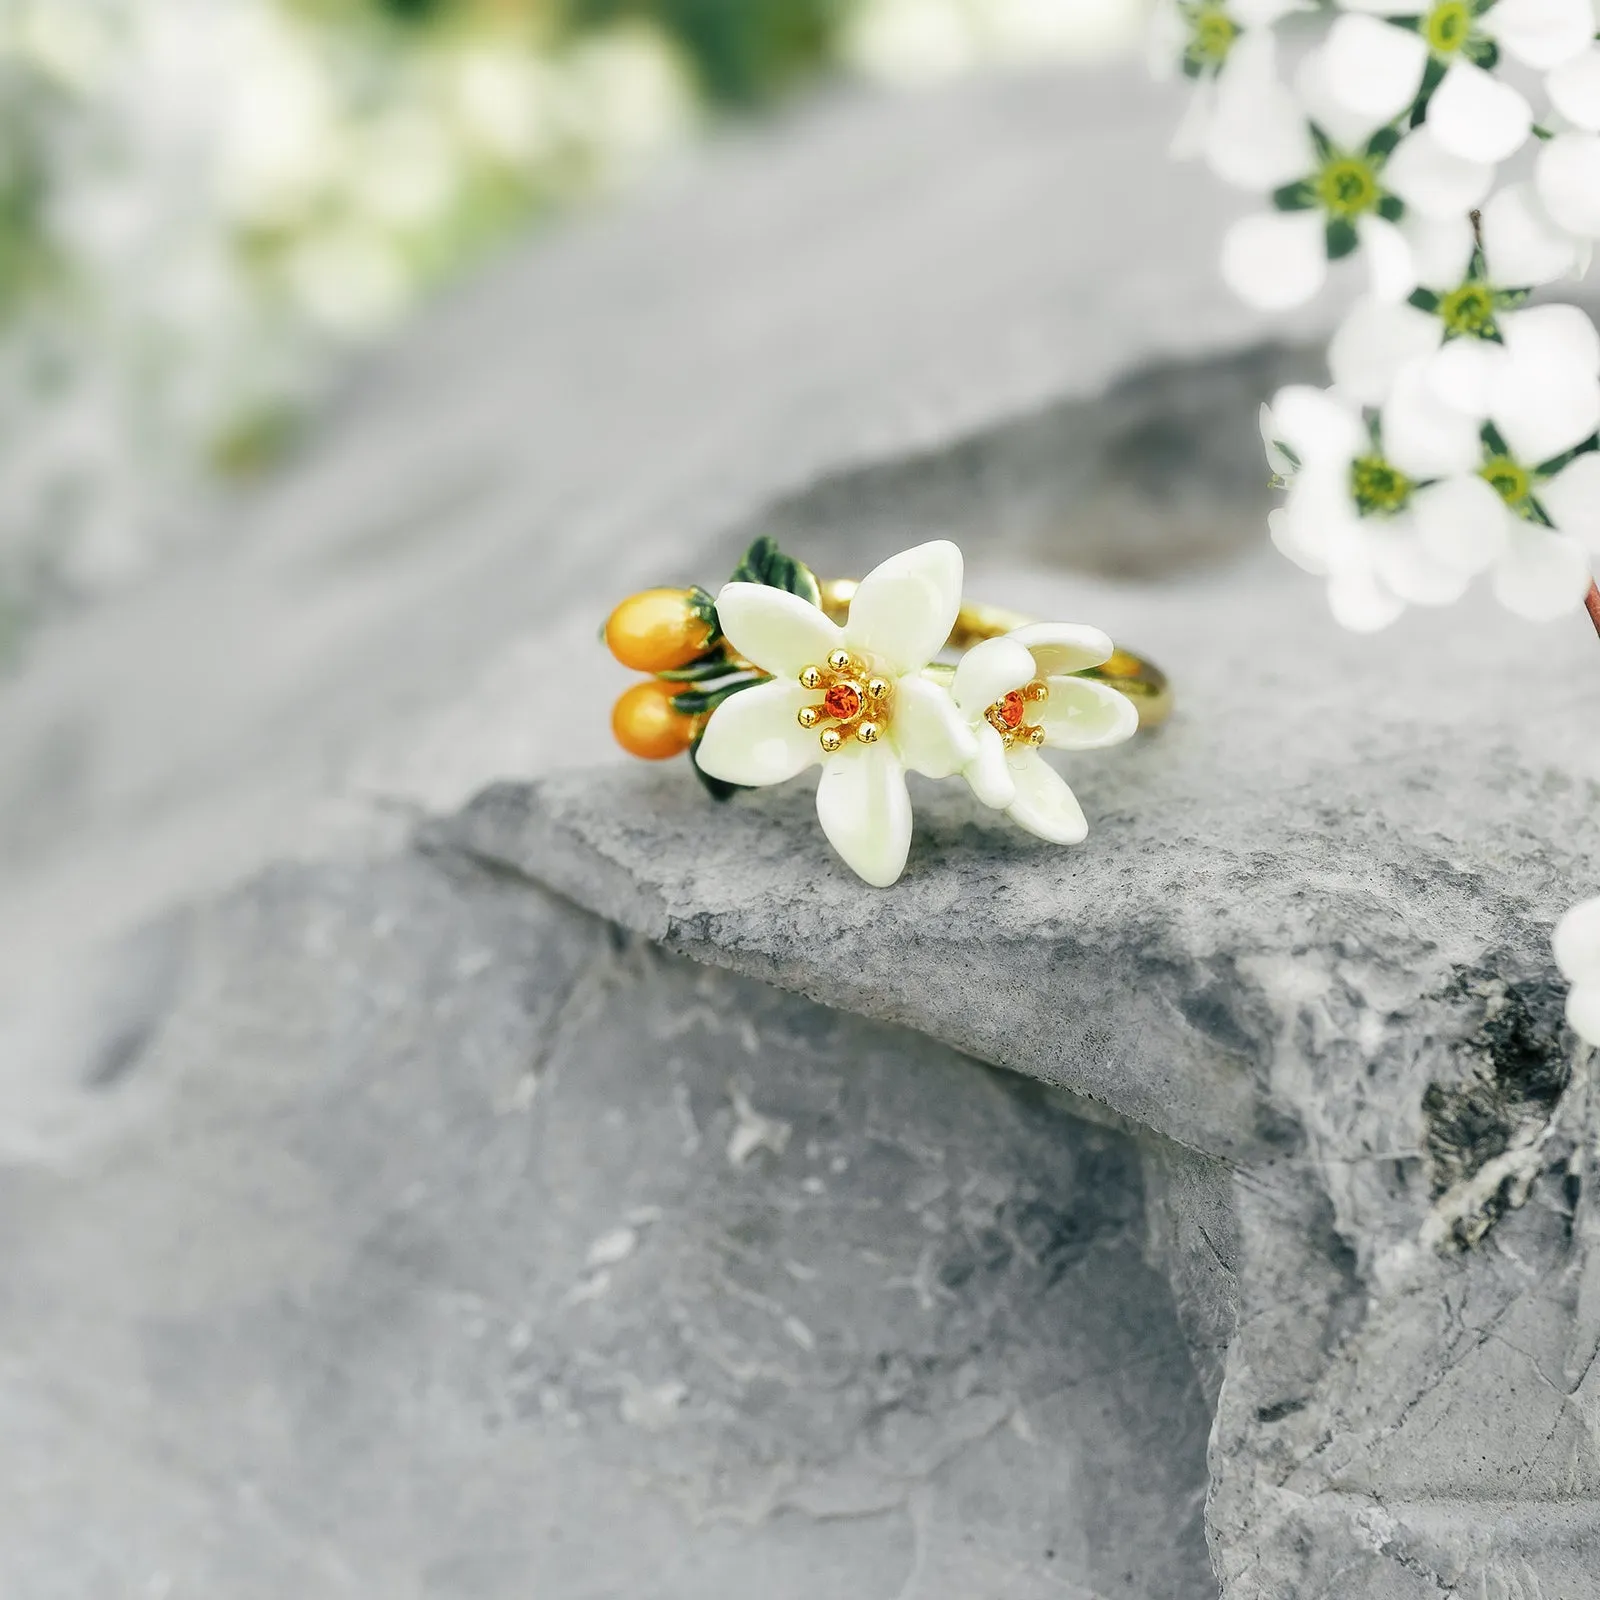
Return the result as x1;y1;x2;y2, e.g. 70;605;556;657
0;852;1212;1598
437;526;1600;1594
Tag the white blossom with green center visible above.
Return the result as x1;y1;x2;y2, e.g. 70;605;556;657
1214;29;1497;310
1322;0;1594;164
1328;183;1582;405
1538;38;1600;237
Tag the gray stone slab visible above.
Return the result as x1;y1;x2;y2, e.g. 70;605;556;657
0;850;1212;1599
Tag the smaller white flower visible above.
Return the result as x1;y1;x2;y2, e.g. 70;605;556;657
1217;42;1492;311
694;540;978;888
1555;895;1600;1046
1538;31;1600;236
947;626;1139;844
1329;185;1584;406
1322;0;1595;166
1150;1;1310;184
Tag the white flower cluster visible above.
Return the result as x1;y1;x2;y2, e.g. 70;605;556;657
1153;0;1600;630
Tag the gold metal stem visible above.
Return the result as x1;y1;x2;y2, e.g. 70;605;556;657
818;577;1171;730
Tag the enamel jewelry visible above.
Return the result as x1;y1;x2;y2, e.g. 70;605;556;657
604;538;1170;888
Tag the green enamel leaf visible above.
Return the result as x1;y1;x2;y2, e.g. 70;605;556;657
669;674;765;717
727;535;823;607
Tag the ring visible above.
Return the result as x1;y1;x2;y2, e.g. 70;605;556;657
604;538;1169;887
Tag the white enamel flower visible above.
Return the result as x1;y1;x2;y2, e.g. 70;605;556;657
946;626;1140;844
1555;896;1600;1047
1265;368;1600;628
1218;40;1492;311
693;541;977;888
1328;185;1584;406
1323;0;1595;166
1538;24;1600;236
1150;1;1311;183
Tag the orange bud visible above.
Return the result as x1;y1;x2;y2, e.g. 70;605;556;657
604;588;713;673
612;679;695;760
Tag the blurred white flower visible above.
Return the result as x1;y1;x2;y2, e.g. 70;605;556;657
1555;896;1600;1047
1539;28;1600;236
1218;41;1494;310
1320;0;1594;166
1328;185;1583;405
1264;371;1599;627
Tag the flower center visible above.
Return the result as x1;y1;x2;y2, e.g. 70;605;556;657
1187;3;1239;65
1423;0;1471;55
1481;454;1532;511
1439;282;1496;337
1349;454;1413;516
797;650;892;753
1316;157;1380;220
984;681;1049;750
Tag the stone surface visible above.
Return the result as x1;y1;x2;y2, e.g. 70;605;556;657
7;51;1600;1600
438;520;1600;1593
0;851;1212;1599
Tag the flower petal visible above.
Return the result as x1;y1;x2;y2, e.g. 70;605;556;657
815;740;913;887
1268;384;1367;468
693;680;823;788
1367;523;1473;605
1547;43;1600;132
1328;298;1441;406
1405;211;1477;287
1005;621;1115;677
1327;568;1407;631
1270;504;1329;575
891;674;978;779
950;635;1035;714
1357;214;1419;303
1536;131;1600;237
1569;984;1600;1047
1410;474;1510;574
1534;450;1600;550
1381;361;1485;479
1480;182;1581;288
1319;14;1429;126
1426;60;1532;165
1423;337;1503;418
1494;307;1600;463
964;721;1017;809
1491;524;1593;618
1221;212;1327;312
1205;31;1315;189
843;539;963;676
1005;752;1089;846
1484;0;1595;70
1293;39;1392;149
1385;126;1494;221
715;583;843;680
1555;896;1600;983
1170;80;1215;161
1039;677;1140;751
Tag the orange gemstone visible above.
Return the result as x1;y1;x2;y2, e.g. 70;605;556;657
823;683;862;721
998;691;1026;729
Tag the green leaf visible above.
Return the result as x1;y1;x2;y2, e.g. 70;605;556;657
1326;217;1359;261
726;535;823;607
1464;36;1499;69
656;655;738;683
670;673;765;716
1408;287;1442;312
1534;433;1600;480
1307;122;1336;164
1272;179;1318;213
1481;420;1511;455
1376;194;1405;223
1414;55;1448;120
1181;54;1205;80
1366;124;1403;161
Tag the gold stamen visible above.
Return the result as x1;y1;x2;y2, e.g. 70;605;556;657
827;648;851;672
799;664;822;689
819;727;844;753
797;705;821;729
856;721;880;744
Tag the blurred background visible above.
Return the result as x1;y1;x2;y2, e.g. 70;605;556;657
0;0;1144;650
